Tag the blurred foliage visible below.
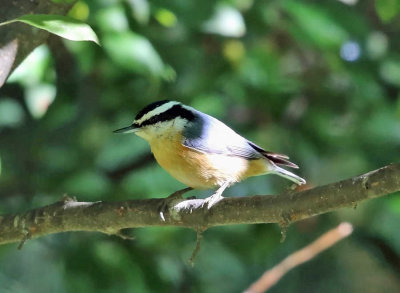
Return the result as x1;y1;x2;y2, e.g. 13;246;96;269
1;0;400;292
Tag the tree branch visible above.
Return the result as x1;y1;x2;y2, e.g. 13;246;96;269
0;164;399;246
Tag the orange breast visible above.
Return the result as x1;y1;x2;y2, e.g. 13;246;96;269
149;136;269;189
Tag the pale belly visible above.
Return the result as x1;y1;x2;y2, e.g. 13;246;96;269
149;138;269;189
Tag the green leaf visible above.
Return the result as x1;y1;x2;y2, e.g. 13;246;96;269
375;0;400;23
284;1;348;49
1;14;99;44
103;31;165;77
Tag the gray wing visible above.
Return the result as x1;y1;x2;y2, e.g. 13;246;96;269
182;111;262;159
182;110;299;168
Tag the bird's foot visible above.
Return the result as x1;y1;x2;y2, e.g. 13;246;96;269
202;193;224;209
158;187;193;221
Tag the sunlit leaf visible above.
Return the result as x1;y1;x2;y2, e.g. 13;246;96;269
1;14;100;44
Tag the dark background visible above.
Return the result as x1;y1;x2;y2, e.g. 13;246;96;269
0;0;400;292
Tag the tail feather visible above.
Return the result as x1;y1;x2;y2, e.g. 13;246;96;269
272;165;306;185
246;140;305;184
247;141;299;169
264;154;299;169
262;151;289;160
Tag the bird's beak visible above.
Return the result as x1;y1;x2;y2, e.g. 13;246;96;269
113;124;138;134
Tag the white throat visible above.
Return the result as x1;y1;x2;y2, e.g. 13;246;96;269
135;117;188;141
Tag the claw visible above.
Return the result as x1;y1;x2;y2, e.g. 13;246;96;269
158;187;193;221
159;211;166;222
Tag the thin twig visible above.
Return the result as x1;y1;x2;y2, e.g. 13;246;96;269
244;222;353;293
17;231;31;250
189;229;205;266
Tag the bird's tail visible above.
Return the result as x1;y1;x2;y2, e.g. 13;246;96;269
271;165;306;185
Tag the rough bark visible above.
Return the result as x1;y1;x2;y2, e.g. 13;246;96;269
0;164;399;246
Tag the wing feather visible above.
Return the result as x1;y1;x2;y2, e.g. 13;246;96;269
181;110;299;169
182;112;261;159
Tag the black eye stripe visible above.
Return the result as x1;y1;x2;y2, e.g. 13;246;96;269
140;104;195;126
135;100;171;121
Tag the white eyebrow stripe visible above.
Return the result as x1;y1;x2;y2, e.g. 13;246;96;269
134;101;180;124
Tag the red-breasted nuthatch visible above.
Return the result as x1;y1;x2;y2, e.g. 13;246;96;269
114;100;306;210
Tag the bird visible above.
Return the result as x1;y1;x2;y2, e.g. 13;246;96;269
114;100;306;216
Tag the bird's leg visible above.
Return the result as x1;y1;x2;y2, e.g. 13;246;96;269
203;181;231;209
158;187;193;221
